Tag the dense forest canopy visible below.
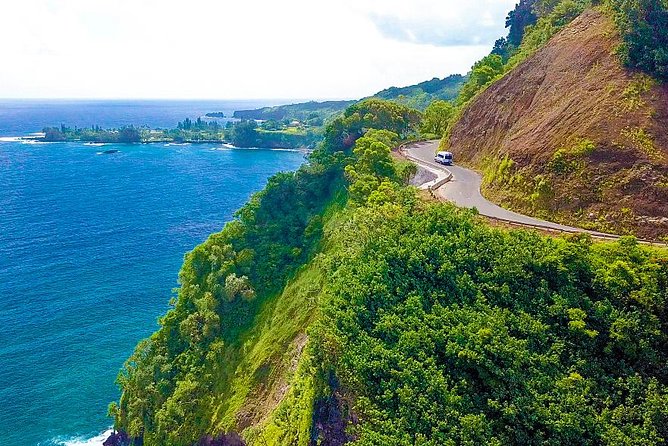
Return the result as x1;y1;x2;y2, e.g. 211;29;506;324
314;202;668;445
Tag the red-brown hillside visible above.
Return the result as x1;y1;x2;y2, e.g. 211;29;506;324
445;9;668;239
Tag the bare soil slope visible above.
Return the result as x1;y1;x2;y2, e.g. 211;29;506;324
445;9;668;239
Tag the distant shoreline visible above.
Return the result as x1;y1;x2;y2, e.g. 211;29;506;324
7;135;312;152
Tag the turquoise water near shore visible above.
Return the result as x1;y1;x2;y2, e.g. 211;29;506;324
0;101;306;445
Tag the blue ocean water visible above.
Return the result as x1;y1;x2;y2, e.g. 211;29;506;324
0;100;306;446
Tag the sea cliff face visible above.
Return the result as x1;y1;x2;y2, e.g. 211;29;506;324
109;100;422;446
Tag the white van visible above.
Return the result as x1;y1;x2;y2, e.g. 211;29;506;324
434;151;453;166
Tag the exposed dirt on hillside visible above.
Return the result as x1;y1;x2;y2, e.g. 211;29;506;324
446;9;668;239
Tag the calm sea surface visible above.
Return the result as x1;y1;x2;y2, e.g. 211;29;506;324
0;100;306;445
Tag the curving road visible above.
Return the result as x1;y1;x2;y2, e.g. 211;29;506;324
404;140;617;238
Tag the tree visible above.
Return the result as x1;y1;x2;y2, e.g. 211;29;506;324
458;54;505;104
323;99;421;152
229;120;258;147
611;0;668;81
507;0;538;45
42;127;67;142
421;100;455;136
118;126;141;143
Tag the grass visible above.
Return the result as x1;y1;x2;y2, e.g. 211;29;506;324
201;196;347;444
621;126;661;160
256;127;310;136
620;74;656;111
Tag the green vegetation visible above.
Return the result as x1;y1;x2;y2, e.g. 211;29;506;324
620;73;656;110
493;0;538;60
549;139;597;174
110;99;422;445
322;99;422;151
232;100;355;125
314;208;668;444
608;0;668;81
111;94;668;445
621;126;661;159
457;54;506;106
108;2;668;444
42;119;225;144
44;124;143;143
41;117;321;149
370;75;467;111
420;100;455;138
228;119;322;148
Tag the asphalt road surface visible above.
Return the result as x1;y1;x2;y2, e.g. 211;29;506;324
405;140;616;237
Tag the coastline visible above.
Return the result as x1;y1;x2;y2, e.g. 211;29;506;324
4;136;313;152
0;131;308;446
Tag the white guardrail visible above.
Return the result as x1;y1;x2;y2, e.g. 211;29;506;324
398;142;453;191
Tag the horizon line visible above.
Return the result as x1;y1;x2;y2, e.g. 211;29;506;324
0;97;358;102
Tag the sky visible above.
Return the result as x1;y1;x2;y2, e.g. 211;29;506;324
0;0;518;100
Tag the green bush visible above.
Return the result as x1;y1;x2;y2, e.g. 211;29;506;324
609;0;668;81
314;199;668;445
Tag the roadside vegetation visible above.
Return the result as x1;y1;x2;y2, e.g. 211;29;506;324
609;0;668;81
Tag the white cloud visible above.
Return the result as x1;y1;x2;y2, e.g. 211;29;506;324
0;0;517;99
365;0;515;46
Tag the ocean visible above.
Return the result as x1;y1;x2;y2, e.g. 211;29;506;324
0;100;307;446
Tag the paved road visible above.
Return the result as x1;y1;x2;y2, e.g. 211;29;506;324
405;140;616;237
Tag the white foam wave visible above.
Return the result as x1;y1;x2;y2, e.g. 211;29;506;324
211;145;303;152
21;139;51;145
84;142;106;146
0;136;23;142
55;427;114;446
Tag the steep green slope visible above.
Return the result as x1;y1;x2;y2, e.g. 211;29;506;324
369;74;467;111
109;99;422;445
